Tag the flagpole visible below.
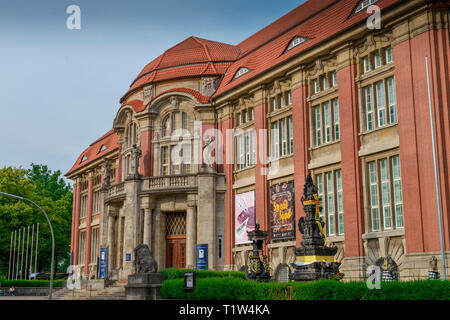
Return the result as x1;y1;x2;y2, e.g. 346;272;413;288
8;232;13;280
425;56;447;280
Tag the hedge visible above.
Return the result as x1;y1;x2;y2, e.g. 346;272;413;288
161;278;450;300
0;280;63;288
158;268;246;280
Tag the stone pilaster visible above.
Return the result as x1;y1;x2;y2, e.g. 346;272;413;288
186;195;197;269
197;166;216;269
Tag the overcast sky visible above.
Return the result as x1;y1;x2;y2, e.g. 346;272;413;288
0;0;305;182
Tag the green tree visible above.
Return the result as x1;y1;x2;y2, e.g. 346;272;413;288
0;164;73;278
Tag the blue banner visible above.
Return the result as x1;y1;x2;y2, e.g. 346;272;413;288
196;244;208;270
99;247;108;279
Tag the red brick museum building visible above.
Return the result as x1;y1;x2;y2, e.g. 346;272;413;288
66;0;450;281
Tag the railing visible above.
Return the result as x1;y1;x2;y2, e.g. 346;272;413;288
107;182;125;199
142;174;197;192
105;175;198;201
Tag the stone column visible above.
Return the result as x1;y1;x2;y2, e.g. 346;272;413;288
140;196;155;251
197;167;216;269
143;208;152;248
186;195;197;269
106;207;117;277
85;172;94;275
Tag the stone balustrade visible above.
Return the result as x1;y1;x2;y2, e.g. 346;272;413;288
141;174;197;193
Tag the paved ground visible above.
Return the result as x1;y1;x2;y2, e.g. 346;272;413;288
0;296;48;300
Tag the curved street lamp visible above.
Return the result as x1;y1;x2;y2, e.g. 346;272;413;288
0;191;55;299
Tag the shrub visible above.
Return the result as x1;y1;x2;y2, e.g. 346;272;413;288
0;280;63;288
158;268;246;280
160;278;450;300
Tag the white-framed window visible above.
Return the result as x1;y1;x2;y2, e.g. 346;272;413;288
376;81;386;127
90;228;99;264
161;146;169;175
333;98;340;141
270;115;294;160
314;106;322;146
324;101;332;143
280;94;286;108
271;122;279;160
314;79;320;94
126;122;138;147
385;47;394;64
355;0;380;14
363;76;397;132
367;155;404;231
374;51;382;68
286;36;307;51
336;170;344;235
234;67;249;79
78;231;86;264
322;75;329;90
162;115;171;137
315;168;344;236
289;116;294;154
93;190;101;214
235;130;255;170
80;194;88;218
272;97;278;111
287;91;293;105
332;72;338;87
363;57;371;73
368;161;380;231
326;171;335;235
392;156;404;228
312;98;340;147
387;77;397;123
271;91;291;112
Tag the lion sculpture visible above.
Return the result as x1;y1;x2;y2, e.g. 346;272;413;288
134;243;158;274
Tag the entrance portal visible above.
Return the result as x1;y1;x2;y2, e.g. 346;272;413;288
165;212;186;269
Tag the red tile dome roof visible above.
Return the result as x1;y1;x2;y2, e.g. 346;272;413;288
122;36;240;101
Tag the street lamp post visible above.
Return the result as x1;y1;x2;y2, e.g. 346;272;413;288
0;191;55;299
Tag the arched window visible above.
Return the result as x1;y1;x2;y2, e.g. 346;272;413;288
162;115;170;137
286;36;307;52
162;111;189;137
159;110;192;175
234;67;250;79
127;122;138;147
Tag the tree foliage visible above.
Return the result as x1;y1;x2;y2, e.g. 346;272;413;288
0;164;73;277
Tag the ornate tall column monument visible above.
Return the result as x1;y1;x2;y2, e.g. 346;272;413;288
290;174;341;281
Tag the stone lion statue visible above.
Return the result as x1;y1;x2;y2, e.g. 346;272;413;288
134;243;158;274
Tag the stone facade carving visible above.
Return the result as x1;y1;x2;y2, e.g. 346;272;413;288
202;77;218;96
143;85;154;105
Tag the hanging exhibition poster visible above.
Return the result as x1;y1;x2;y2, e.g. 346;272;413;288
270;181;295;240
235;191;255;244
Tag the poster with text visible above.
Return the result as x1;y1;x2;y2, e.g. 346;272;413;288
270;181;295;240
235;191;255;244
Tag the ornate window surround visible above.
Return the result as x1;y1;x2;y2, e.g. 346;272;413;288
151;96;198;176
305;57;340;151
353;31;397;135
361;148;404;233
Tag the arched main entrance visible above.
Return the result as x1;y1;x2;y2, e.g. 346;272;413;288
165;212;186;269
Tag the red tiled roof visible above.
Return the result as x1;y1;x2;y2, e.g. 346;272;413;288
213;0;400;97
236;0;338;56
149;87;210;105
126;62;233;96
65;129;119;177
122;36;240;100
123;99;146;113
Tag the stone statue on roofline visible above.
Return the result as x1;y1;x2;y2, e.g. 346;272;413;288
127;144;142;180
101;158;111;190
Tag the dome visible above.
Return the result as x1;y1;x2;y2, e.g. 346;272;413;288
123;36;240;100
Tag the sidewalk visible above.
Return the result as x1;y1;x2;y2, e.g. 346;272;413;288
0;296;48;300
